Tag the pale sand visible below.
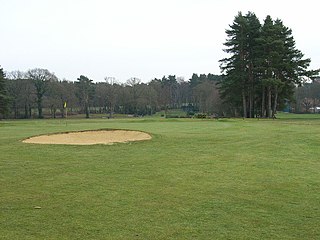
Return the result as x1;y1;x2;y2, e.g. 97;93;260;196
22;130;152;145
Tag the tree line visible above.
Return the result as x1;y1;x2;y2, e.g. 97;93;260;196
0;67;223;119
294;79;320;113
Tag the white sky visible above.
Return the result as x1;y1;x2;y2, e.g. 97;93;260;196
1;0;319;82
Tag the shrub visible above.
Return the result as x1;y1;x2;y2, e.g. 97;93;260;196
194;113;207;119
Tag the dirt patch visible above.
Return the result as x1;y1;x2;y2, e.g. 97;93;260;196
22;130;152;145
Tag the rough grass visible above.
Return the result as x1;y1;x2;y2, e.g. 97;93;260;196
1;114;320;239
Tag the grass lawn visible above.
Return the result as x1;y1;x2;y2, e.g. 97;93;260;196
1;114;320;239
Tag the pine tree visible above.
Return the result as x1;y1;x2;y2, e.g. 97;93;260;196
0;66;10;117
244;12;261;118
257;15;283;117
258;17;316;118
219;12;261;117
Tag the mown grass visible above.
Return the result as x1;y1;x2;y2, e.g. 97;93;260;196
1;114;320;239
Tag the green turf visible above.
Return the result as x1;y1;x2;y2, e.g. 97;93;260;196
1;114;320;239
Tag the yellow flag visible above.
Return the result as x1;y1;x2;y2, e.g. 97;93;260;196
64;102;67;108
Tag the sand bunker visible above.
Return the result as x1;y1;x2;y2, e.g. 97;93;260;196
23;130;152;145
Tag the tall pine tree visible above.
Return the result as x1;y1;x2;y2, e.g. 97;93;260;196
258;16;316;117
0;66;10;117
219;12;261;118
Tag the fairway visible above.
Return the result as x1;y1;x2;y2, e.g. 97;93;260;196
1;115;320;239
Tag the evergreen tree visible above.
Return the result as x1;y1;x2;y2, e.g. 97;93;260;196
0;66;10;117
258;17;316;117
220;12;261;117
257;15;283;118
245;12;261;118
189;73;201;88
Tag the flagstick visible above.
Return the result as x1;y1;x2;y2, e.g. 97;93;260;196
65;107;68;126
64;101;68;126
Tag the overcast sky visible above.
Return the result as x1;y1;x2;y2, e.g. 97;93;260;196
1;0;319;82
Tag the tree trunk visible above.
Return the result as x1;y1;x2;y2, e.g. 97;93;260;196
29;104;32;118
242;90;247;118
109;102;113;118
85;103;90;118
249;92;253;118
267;86;272;118
24;104;28;119
13;102;18;119
50;106;54;118
248;62;254;118
272;86;278;118
261;87;265;118
37;98;43;119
